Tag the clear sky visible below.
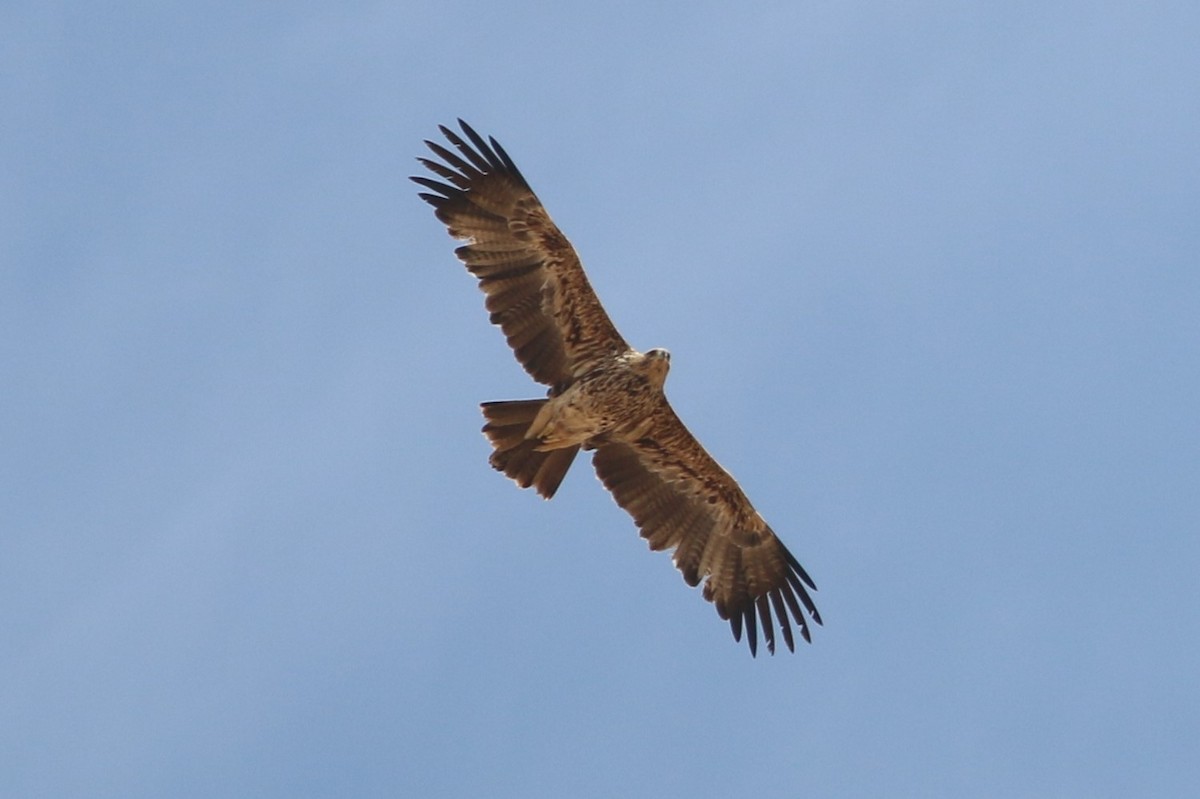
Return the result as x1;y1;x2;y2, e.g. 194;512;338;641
4;2;1199;797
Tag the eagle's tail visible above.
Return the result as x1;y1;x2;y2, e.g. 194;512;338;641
480;400;580;500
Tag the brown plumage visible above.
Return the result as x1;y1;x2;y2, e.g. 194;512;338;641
414;120;822;655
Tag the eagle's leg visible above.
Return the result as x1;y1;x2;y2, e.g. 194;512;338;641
480;400;580;500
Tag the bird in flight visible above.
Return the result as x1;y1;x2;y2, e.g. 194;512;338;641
413;121;822;655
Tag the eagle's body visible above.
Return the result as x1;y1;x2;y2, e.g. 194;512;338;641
414;121;822;655
526;348;669;449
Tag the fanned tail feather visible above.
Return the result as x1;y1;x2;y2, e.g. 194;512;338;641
480;400;579;499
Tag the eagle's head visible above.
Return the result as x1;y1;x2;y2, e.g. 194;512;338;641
642;348;671;388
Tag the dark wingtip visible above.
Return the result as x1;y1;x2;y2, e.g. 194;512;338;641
784;547;818;591
757;594;776;655
489;135;528;185
418;120;529;196
409;175;454;197
770;590;795;653
744;605;758;657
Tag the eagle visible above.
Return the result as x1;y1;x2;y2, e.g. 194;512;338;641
413;121;822;655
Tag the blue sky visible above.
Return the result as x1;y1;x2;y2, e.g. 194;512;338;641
4;2;1199;796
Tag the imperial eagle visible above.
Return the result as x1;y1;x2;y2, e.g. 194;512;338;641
413;121;822;655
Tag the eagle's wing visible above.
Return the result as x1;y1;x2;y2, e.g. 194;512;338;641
413;120;628;389
592;403;822;656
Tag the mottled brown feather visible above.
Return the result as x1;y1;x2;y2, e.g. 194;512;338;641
592;400;821;656
413;120;627;388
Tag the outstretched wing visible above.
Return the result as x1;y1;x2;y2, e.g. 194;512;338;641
592;403;822;656
413;120;628;389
